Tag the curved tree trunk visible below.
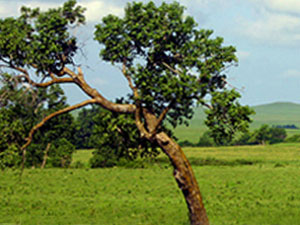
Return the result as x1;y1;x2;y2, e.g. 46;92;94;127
155;132;209;225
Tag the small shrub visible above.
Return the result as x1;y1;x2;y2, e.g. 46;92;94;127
197;131;215;147
71;160;86;169
90;149;118;168
0;144;21;170
48;138;75;168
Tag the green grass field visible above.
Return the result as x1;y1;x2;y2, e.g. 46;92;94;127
1;143;300;225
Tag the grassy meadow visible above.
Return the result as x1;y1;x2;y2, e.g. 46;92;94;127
1;143;300;225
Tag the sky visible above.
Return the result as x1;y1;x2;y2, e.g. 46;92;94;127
1;0;300;106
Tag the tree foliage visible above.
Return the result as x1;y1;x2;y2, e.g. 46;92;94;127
94;1;241;129
205;90;254;145
0;0;85;75
74;106;100;149
0;74;76;168
235;124;287;145
74;103;161;168
89;105;160;168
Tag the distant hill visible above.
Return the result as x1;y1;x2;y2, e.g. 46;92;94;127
251;102;300;127
173;102;300;143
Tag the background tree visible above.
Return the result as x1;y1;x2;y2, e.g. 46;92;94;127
0;74;76;168
73;103;163;168
253;124;271;145
197;131;215;147
285;134;300;143
234;125;287;146
205;90;254;145
251;125;286;145
0;1;253;224
74;106;99;149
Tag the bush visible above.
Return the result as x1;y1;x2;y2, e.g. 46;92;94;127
48;138;76;168
0;144;21;170
197;131;215;147
234;132;255;145
234;125;287;146
90;148;119;168
179;140;195;147
285;134;300;143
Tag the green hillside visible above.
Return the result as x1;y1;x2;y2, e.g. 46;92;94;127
251;102;300;127
173;102;300;143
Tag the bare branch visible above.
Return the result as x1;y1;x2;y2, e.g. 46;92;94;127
63;66;79;79
12;66;29;75
121;60;139;99
202;102;213;110
2;63;137;113
162;62;183;75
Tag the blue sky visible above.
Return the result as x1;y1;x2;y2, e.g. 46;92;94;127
1;0;300;106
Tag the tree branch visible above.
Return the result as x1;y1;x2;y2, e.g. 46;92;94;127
135;102;152;139
2;63;137;113
63;66;137;113
150;102;173;135
202;102;213;110
20;98;97;172
162;62;183;75
19;74;74;87
121;60;139;99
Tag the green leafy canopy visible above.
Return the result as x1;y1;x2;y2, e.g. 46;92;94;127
94;1;238;128
0;0;85;75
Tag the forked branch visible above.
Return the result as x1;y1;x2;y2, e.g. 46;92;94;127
120;61;151;138
150;103;173;135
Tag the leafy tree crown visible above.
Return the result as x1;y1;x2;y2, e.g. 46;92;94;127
0;0;85;75
94;1;237;127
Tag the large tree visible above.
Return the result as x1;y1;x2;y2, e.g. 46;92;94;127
0;1;252;224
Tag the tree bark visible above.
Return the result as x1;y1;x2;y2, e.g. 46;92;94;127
155;132;209;225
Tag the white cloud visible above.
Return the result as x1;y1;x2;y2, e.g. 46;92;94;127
282;69;300;78
79;0;123;22
0;0;123;22
21;1;59;10
238;2;300;46
236;51;250;60
240;11;300;44
0;1;60;18
251;0;300;14
0;2;22;17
